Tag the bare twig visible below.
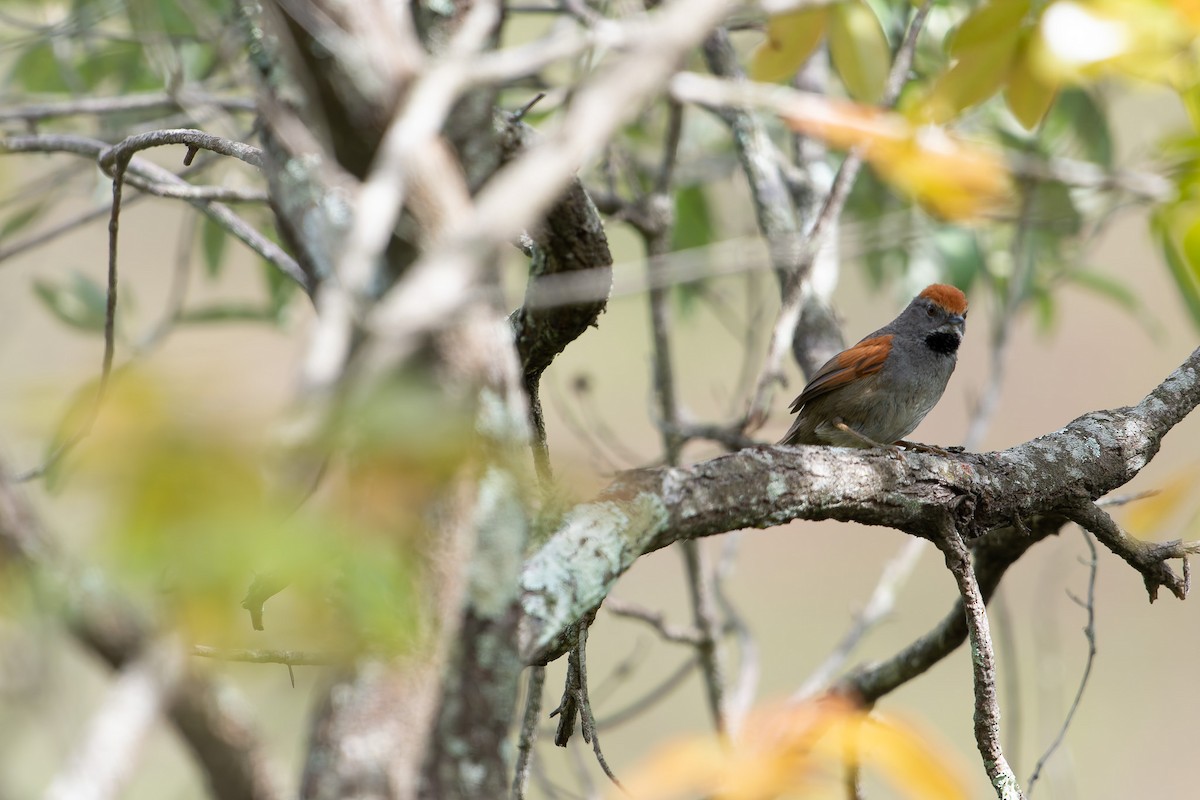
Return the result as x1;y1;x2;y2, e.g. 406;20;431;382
190;645;340;665
0;133;308;291
793;537;926;700
513;666;547;800
572;623;624;792
594;656;699;730
1026;529;1098;795
933;517;1024;800
713;534;757;734
98;127;264;170
0;91;255;123
550;622;624;790
1067;501;1197;601
20;148;130;483
604;599;703;645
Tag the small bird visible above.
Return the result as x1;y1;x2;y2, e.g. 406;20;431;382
779;284;967;450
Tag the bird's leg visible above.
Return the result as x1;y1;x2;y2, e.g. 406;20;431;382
895;439;965;457
833;420;906;462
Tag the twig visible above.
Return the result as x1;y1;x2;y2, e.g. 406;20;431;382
513;665;547;800
1026;529;1098;795
604;598;703;644
794;537;926;700
712;533;758;735
190;645;341;666
1067;501;1197;601
681;540;730;737
594;656;699;730
572;623;625;792
0;133;308;292
933;517;1024;800
0;91;255;123
22;148;131;483
99;129;262;170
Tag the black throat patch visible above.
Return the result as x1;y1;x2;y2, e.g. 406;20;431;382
925;331;961;356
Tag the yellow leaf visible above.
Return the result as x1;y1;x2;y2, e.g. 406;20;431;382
618;698;968;800
1032;0;1196;85
1123;467;1200;538
828;0;890;103
949;0;1032;56
750;8;829;83
923;36;1020;123
1004;33;1060;128
819;714;969;800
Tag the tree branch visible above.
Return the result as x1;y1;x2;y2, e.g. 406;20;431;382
519;345;1200;665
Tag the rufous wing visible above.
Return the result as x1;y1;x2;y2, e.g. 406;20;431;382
787;334;893;413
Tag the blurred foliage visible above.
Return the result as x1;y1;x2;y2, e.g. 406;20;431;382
0;0;290;332
60;372;475;654
748;0;1200;330
619;696;968;800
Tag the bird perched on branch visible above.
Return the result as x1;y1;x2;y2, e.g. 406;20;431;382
779;284;967;451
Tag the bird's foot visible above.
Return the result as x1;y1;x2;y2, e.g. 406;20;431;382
834;421;907;463
896;439;964;457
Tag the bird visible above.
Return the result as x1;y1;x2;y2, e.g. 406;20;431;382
779;283;967;451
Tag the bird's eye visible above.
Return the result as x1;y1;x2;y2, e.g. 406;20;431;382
926;306;936;317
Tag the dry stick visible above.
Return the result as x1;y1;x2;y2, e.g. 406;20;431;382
792;536;925;700
713;534;758;733
0;133;305;289
594;656;699;730
572;623;624;793
960;179;1040;770
190;645;340;666
512;665;547;800
0;90;255;122
934;518;1024;800
605;598;704;645
20;153;130;482
639;99;732;739
1026;529;1098;795
741;0;934;432
1067;501;1198;601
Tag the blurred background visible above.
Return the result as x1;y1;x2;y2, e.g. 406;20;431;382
3;4;1200;799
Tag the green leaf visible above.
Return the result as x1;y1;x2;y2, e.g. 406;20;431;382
1003;34;1058;130
750;8;829;83
1026;181;1082;237
10;42;73;94
828;0;889;104
200;215;228;278
672;184;713;253
263;259;296;320
1152;206;1200;331
948;0;1031;56
178;304;277;323
32;271;110;333
1043;89;1112;167
1066;270;1140;314
923;39;1018;122
0;202;47;242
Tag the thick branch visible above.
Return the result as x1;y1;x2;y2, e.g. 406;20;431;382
519;346;1200;664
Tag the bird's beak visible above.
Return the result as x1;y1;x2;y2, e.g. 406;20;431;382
948;313;966;329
